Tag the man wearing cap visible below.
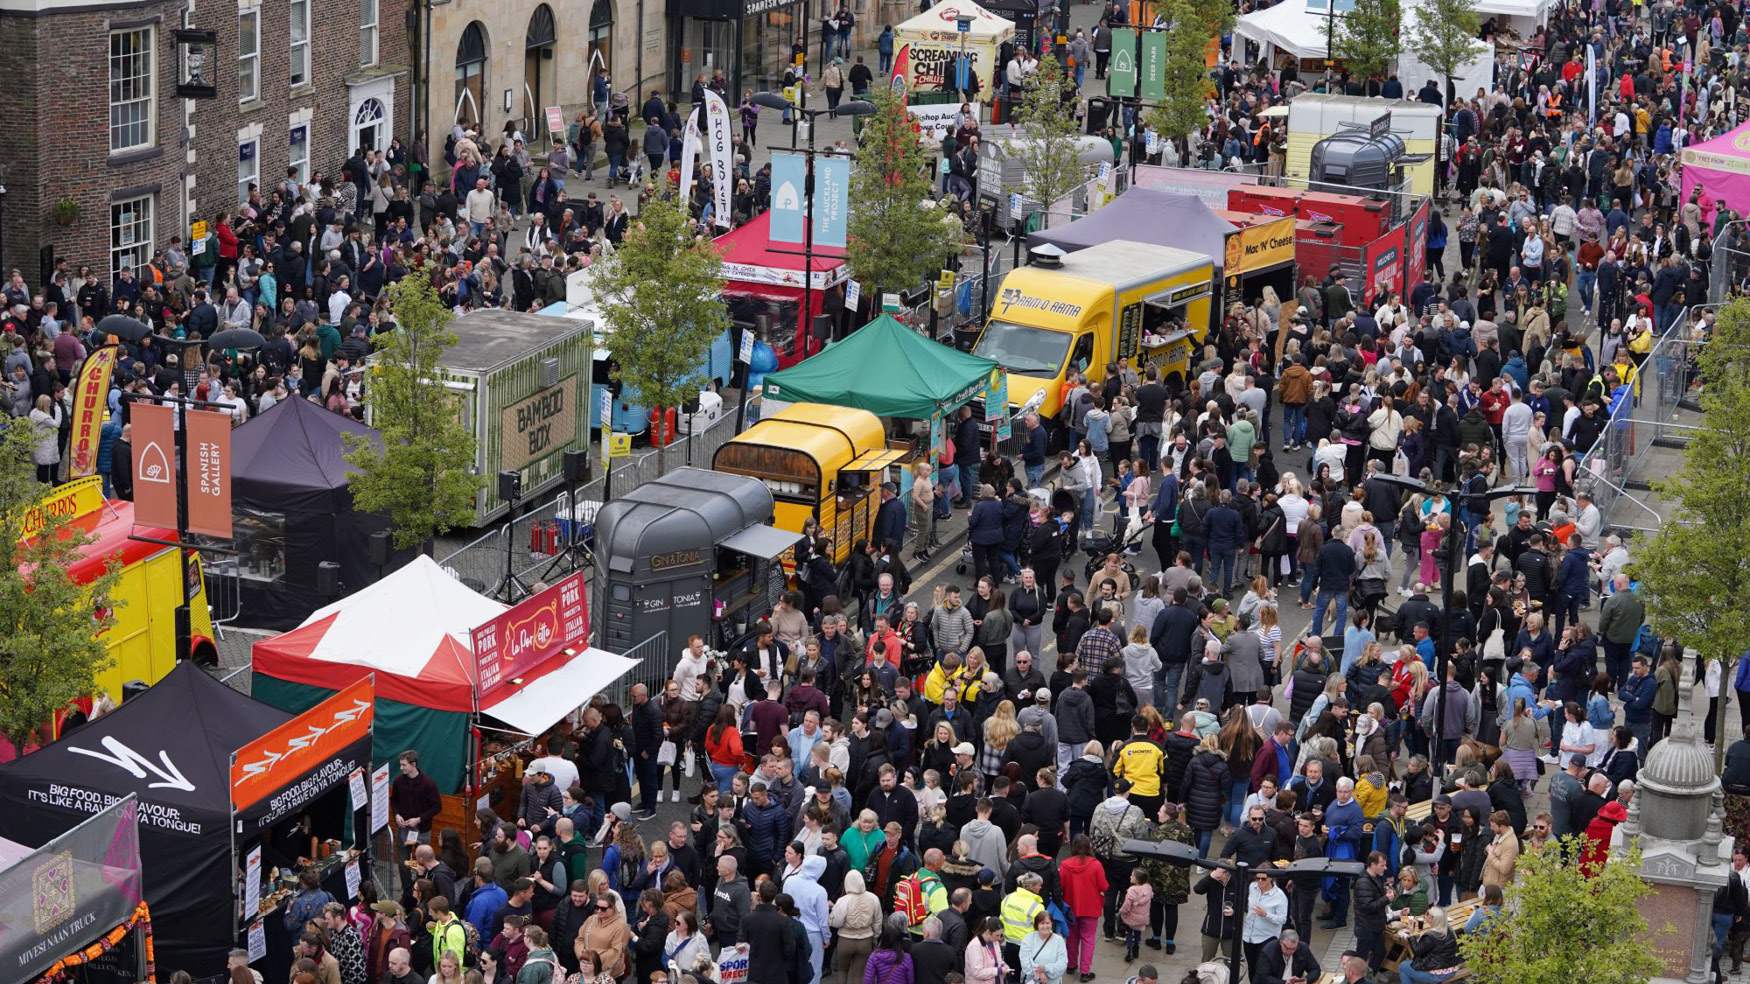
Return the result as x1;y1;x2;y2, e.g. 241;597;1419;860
519;768;564;832
1004;719;1054;792
364;903;413;983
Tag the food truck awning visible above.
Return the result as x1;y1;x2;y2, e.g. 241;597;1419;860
481;649;641;735
720;523;805;559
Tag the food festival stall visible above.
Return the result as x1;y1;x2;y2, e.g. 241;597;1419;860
0;663;374;980
715;211;849;371
251;555;638;835
594;468;802;654
0;797;149;984
893;1;1016;103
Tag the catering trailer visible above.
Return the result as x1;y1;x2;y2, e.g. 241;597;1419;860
370;309;594;525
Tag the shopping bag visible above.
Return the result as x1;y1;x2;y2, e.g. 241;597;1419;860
657;740;678;767
683;745;697;778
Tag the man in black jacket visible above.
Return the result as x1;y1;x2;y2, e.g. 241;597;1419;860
1253;927;1322;984
1352;851;1394;972
741;880;796;982
913;915;959;984
1312;537;1357;638
1221;805;1278;868
630;684;663;819
550;881;592;975
1150;589;1201;710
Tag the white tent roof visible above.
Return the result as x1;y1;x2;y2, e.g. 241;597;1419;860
481;649;641;734
896;1;1015;42
1235;2;1328;61
299;554;506;673
1470;0;1553;20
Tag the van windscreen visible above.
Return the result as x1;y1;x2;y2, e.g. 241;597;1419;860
972;320;1072;378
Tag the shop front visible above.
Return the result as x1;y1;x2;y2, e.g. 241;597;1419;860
1218;214;1299;315
670;0;808;104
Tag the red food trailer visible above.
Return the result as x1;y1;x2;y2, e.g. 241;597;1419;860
713;211;849;370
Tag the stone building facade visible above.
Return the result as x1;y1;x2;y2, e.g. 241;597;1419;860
0;0;410;285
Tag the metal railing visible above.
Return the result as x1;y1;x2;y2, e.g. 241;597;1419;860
1573;304;1711;533
1709;220;1750;304
436;408;746;603
596;631;675;707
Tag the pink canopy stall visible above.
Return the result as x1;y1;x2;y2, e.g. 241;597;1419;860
1679;121;1750;227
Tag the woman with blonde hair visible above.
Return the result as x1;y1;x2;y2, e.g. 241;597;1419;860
429;950;465;984
980;700;1019;783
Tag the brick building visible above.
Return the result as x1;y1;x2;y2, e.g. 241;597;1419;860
0;0;409;286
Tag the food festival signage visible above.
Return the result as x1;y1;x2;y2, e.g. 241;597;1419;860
471;570;590;693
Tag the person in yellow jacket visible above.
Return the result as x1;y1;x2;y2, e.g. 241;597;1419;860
1113;715;1166;818
924;652;968;705
1000;872;1047;971
425;897;468;969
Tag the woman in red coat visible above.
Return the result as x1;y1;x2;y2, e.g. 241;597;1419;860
1058;833;1109;980
1581;800;1628;876
215;212;240;287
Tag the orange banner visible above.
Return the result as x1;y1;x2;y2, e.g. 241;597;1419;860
66;347;117;479
130;402;178;529
231;677;375;813
185;409;232;538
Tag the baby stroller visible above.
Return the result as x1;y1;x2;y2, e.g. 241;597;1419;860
1081;516;1150;581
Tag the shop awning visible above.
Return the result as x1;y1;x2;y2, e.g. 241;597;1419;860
720;523;805;559
481;649;642;734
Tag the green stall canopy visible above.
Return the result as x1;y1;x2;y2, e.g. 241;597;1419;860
761;315;1004;420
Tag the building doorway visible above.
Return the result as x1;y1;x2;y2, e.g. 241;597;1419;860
455;21;488;128
525;5;557;128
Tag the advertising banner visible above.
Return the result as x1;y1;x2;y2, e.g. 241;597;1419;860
131;402;178;529
1363;222;1405;308
1140;31;1166;102
66;346;117;478
703;89;735;229
679;108;702;198
1107;29;1138;97
812;154;851;249
185;408;233;538
471;570;590;693
230;677;374;814
769;152;807;244
1403;201;1430;300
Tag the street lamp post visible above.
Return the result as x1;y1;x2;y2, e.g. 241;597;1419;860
1374;473;1538;762
750;92;874;353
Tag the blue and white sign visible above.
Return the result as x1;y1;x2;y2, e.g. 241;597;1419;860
846;280;862;308
812;154;851;250
769;151;807;244
1009;192;1023;219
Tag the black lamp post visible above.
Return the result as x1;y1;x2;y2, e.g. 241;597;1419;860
1372;473;1538;762
749;92;875;358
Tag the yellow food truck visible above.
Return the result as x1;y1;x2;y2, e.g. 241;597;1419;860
16;477;216;738
713;403;911;564
971;241;1214;422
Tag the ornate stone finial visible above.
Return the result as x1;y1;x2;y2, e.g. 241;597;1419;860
1639;716;1723;842
1624;790;1643;839
1703;789;1727;867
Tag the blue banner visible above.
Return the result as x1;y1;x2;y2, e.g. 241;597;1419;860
813;154;850;250
769;152;807;244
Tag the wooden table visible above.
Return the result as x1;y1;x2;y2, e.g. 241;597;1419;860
1382;899;1480;973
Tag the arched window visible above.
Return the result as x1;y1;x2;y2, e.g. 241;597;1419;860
454;21;488;126
526;4;556;48
588;0;614;79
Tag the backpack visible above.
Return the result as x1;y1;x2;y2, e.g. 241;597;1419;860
893;869;941;927
1089;803;1138;858
460;919;483;963
1115;683;1136;718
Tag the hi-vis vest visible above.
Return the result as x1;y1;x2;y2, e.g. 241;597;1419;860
1000;888;1045;943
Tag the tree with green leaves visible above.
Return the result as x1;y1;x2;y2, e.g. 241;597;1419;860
1405;0;1483;106
1330;0;1402;83
846;89;966;299
1459;838;1660;984
1011;54;1086;230
344;276;484;552
591;191;731;462
0;422;120;752
1148;0;1221;150
1633;298;1750;774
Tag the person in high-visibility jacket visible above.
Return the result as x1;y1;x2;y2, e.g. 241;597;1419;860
1000;872;1048;972
1113;715;1167;817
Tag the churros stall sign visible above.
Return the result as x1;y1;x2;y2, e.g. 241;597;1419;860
471;570;590;694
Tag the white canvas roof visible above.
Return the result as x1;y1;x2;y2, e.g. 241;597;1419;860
296;554;506;674
1235;2;1328;61
896;1;1015;42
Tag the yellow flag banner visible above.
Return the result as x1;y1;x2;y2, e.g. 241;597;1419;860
66;346;117;479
